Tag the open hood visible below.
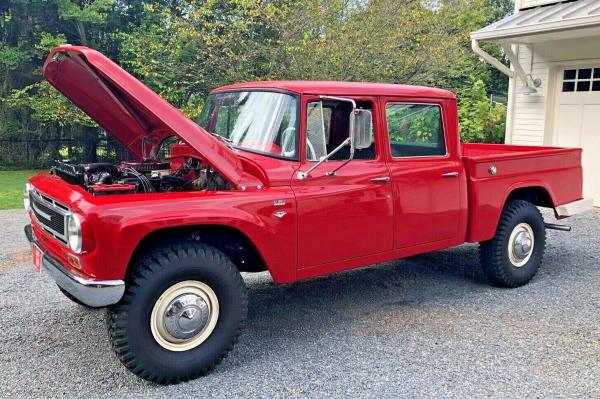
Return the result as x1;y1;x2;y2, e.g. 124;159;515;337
42;45;262;189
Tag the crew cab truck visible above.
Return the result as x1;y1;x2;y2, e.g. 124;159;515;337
24;46;593;384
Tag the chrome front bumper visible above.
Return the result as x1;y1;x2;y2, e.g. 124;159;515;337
24;224;125;308
555;198;594;218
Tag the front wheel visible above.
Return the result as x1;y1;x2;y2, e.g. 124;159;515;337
480;200;546;288
107;242;247;384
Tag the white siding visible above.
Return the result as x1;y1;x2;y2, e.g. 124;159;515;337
508;45;550;145
506;36;600;146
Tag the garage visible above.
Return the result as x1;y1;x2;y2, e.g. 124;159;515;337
471;0;600;205
553;65;600;203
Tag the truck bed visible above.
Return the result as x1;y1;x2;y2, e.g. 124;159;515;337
462;143;578;161
461;143;583;242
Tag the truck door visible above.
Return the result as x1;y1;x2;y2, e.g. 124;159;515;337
382;98;463;248
292;96;394;271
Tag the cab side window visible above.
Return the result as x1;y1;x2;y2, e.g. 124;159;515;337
306;100;375;161
385;103;446;157
306;102;332;161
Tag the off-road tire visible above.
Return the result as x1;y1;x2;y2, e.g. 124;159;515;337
107;242;247;384
58;285;100;309
480;200;546;288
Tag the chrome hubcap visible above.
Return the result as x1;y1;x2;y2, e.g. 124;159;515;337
150;281;219;352
508;223;534;267
163;293;210;340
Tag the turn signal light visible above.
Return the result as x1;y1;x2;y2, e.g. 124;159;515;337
67;253;81;270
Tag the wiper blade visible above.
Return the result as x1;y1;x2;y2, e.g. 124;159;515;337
212;133;234;143
210;132;235;147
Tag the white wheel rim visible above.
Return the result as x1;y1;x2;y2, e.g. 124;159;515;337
150;280;219;352
507;222;534;268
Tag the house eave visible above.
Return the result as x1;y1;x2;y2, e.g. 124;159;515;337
471;0;600;42
471;18;600;42
470;0;600;92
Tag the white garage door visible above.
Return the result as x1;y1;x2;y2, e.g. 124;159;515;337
554;65;600;206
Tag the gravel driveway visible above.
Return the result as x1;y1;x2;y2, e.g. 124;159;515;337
1;208;599;398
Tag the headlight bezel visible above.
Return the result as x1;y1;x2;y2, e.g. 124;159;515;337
67;213;83;253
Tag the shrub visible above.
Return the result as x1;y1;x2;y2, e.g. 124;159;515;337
458;78;506;143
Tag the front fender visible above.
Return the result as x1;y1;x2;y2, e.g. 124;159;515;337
87;189;297;283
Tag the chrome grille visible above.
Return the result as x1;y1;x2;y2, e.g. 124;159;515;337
30;189;69;244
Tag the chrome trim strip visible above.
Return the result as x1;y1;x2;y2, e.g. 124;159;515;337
441;171;459;177
24;224;125;308
31;200;52;220
370;176;391;183
555;197;594;217
29;189;70;247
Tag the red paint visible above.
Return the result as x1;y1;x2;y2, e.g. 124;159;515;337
43;46;261;190
29;47;585;285
462;143;583;241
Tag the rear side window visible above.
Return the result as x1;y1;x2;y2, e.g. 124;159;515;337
385;103;446;158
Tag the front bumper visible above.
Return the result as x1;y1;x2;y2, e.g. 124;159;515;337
24;224;125;307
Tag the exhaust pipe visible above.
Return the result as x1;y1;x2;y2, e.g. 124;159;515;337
545;223;572;232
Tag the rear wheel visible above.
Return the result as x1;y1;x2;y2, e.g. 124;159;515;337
480;200;546;288
107;242;247;384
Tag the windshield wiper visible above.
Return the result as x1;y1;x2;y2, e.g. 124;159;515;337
210;132;235;148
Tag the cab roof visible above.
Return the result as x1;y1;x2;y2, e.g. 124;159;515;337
213;81;456;99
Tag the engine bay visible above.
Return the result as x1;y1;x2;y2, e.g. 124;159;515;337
51;144;230;195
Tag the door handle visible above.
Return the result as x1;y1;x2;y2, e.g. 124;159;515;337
370;176;390;183
441;172;459;177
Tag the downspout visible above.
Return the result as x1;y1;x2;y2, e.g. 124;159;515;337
471;37;539;144
471;38;537;89
505;50;517;144
500;42;537;88
471;39;515;79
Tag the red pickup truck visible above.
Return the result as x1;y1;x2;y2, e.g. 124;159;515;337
24;46;592;383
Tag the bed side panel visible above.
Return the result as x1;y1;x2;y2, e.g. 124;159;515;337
464;148;582;242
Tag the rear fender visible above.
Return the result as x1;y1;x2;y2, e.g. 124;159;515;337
467;181;557;243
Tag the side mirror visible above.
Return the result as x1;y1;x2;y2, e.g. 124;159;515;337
350;109;373;152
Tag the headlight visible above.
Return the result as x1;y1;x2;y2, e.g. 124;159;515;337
23;183;32;211
67;213;82;253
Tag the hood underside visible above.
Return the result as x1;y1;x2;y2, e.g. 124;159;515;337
43;45;262;189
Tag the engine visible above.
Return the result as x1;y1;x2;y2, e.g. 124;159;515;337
51;147;230;195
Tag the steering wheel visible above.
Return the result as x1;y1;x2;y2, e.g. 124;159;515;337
280;127;297;158
306;139;317;161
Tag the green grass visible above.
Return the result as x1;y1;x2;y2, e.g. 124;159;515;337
0;170;45;210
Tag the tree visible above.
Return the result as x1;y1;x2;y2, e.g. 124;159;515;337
0;0;514;168
119;0;286;118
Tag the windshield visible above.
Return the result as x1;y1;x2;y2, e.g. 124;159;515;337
198;91;299;160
